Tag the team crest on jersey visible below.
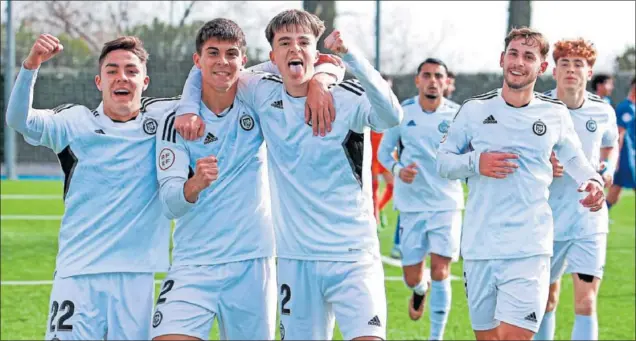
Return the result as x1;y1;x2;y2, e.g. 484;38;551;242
280;322;285;340
143;117;158;135
152;310;163;328
623;113;633;123
240;114;254;131
532;120;546;136
159;148;175;170
438;120;450;133
586;119;597;132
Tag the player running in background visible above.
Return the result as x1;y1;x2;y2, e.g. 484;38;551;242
534;38;619;341
591;73;614;105
443;70;457;100
6;34;179;340
371;74;396;230
151;18;343;341
606;77;636;210
437;27;606;341
378;58;463;340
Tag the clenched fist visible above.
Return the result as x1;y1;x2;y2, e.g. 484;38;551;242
324;30;348;55
184;155;219;203
24;34;64;70
399;163;418;184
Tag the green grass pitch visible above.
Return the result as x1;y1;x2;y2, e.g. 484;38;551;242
1;180;634;340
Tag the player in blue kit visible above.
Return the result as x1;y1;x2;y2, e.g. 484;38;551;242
534;38;619;341
607;77;636;209
6;34;179;340
378;58;463;340
436;27;606;341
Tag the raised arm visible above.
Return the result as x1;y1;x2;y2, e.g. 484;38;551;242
325;30;402;131
6;34;75;153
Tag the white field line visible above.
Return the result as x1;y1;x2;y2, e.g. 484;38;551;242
1;194;60;200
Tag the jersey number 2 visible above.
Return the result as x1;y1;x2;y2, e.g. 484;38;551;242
49;300;75;332
280;284;292;315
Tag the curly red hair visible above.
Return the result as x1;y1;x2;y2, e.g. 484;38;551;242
552;38;597;67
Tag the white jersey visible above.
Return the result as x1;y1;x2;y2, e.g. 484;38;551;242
545;89;618;240
156;96;275;266
436;88;602;260
378;96;464;212
178;47;402;261
6;66;176;277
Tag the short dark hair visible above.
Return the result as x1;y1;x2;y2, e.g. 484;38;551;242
447;71;456;79
591;74;613;91
265;9;325;46
196;18;247;55
98;36;148;69
417;58;448;75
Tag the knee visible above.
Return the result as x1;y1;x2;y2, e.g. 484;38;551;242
430;263;450;281
574;292;597;315
404;270;424;288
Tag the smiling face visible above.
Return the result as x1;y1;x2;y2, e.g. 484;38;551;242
195;38;246;92
500;37;548;91
95;49;149;117
269;24;319;87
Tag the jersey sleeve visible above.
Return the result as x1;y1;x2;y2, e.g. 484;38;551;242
601;104;619;148
156;111;196;219
436;103;480;179
554;107;603;186
6;66;78;154
343;46;403;133
378;125;401;173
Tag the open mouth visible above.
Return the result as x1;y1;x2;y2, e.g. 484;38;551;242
213;71;231;77
288;59;304;67
509;70;524;76
113;89;131;98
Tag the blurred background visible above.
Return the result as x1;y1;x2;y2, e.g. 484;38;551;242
1;0;635;177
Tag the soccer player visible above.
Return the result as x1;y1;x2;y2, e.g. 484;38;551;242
436;27;606;341
591;73;614;105
371;74;396;230
6;34;180;340
606;77;636;209
443;70;457;99
150;18;344;341
378;57;463;340
177;9;403;340
533;38;619;341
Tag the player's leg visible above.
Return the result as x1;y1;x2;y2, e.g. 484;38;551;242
426;210;462;340
378;170;394;212
277;258;333;340
534;239;569;341
463;260;498;340
566;233;607;340
44;274;107;340
217;257;277;340
494;256;550;340
325;257;387;340
150;266;218;341
390;214;402;259
399;212;430;320
105;272;156;340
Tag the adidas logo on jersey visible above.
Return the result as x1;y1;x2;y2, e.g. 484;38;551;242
368;315;382;327
94;129;105;134
204;132;218;144
524;312;537;323
483;115;498;124
271;100;284;109
407;120;416;126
